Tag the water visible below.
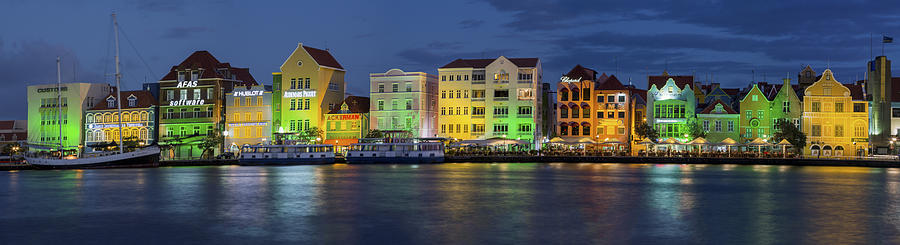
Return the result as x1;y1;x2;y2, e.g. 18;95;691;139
2;163;900;244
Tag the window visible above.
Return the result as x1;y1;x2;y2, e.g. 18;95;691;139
597;111;604;118
783;101;790;112
752;95;758;101
245;97;251;107
304;99;310;110
607;111;615;118
392;100;398;110
456;90;461;98
441;76;446;81
405;99;413;110
464;75;469;81
560;125;568;136
128;97;136;107
560;107;568;118
194;89;201;99
167;90;174;100
493;123;508;132
494;90;509;98
727;121;734;132
715;120;722;132
392;83;399;92
493;106;509;116
406;82;412;92
290;99;296;110
378;84;384;92
257;97;263;106
177;71;185;81
812;102;821;112
560;90;568;101
854;103;865;112
607;95;615;103
207;88;214;99
618;111;625;119
441;107;446;115
618;127;626;135
757;110;764;119
835;102;843;112
618;95;626;103
519;124;532;132
582;88;590;101
473;124;485;133
571;106;580;118
305;78;310;89
456;75;461;81
449;75;454;81
464;90;469;98
256;112;262;121
572;89;580;101
473;107;485;115
703;120;710;131
855;122;866;137
517;88;534;100
812;125;821;136
892;108;900;117
571;125;579;136
473;90;485;98
518;106;532;115
107;98;115;108
180;89;187;100
583;126;590;135
597;94;605;103
583;107;590;118
745;110;752;118
835;124;844;137
190;70;199;80
441;90;446;98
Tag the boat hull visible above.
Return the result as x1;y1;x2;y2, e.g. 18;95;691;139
346;156;444;164
238;157;335;166
26;146;161;170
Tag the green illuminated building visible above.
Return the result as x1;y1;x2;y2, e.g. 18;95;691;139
27;83;112;153
647;74;697;141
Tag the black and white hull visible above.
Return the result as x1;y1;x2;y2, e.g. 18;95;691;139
26;146;160;169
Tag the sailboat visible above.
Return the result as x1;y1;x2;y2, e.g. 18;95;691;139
25;13;160;169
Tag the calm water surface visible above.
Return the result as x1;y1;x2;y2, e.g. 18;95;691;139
3;163;900;244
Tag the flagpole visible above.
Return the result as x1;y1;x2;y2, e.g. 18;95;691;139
871;33;873;59
883;33;885;56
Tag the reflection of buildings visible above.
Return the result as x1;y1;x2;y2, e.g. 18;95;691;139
437;56;543;147
324;96;370;150
158;51;257;160
272;43;345;136
27;83;111;152
224;85;272;152
368;69;438;138
646;72;697;141
802;69;869;156
83;90;158;150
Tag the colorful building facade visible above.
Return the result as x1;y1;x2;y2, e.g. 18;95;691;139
437;56;543;147
697;99;740;143
224;85;272;152
27;82;111;153
646;73;697;141
272;43;345;137
369;69;438;138
802;69;869;157
324;96;370;150
867;56;892;153
83;90;158;151
739;84;772;141
158;51;257;160
556;65;598;140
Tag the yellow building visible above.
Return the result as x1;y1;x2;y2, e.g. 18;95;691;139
802;69;869;157
272;43;345;136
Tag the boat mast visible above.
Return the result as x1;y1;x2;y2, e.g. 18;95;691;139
57;57;63;158
113;13;124;154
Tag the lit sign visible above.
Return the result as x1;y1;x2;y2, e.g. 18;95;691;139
233;90;264;97
656;119;684;123
88;123;145;129
37;87;68;93
284;90;316;98
228;122;268;127
327;114;360;121
176;80;199;88
560;76;582;83
169;99;205;106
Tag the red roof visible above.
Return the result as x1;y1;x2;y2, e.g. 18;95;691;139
596;75;627;90
844;83;865;101
563;65;597;81
89;90;158;110
629;88;647;102
440;57;539;68
0;121;14;130
699;99;738;114
303;46;344;69
648;72;693;90
160;51;258;85
328;96;370;114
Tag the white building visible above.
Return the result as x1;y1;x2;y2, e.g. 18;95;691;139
27;83;112;152
369;69;438;138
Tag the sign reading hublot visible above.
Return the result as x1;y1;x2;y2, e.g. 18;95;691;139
234;90;264;97
169;99;205;106
283;90;316;98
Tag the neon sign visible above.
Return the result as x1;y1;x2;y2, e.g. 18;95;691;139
169;99;205;106
234;90;264;97
284;90;316;98
88;123;145;129
176;81;199;88
228;122;268;127
327;114;360;120
560;76;582;83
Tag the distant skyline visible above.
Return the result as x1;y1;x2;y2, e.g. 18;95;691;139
3;0;900;119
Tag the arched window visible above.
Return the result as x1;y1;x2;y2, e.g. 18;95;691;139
560;105;569;118
582;123;590;135
86;130;93;142
582;105;590;118
140;128;148;140
571;106;580;118
95;130;103;142
141;111;149;121
571;87;580;101
560;89;569;102
560;124;568;136
86;114;93;123
132;129;139;139
571;124;579;136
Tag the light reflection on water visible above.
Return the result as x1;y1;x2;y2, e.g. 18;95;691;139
2;163;900;244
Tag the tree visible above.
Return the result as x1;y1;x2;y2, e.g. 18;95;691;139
2;142;21;156
773;120;806;153
634;122;659;141
298;127;324;144
365;129;384;138
688;120;708;139
198;133;224;159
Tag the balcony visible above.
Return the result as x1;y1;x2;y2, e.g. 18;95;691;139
472;97;485;101
517;79;532;84
492;131;509;136
472;115;485;119
493;97;509;101
493;114;508;118
472;80;485;84
517;114;532;118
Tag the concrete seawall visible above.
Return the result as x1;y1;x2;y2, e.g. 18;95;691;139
446;156;900;168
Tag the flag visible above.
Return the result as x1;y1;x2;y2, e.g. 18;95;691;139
884;35;894;43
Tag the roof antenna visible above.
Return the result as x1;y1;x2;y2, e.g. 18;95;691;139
325;41;329;51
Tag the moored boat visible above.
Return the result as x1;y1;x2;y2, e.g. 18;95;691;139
238;144;335;165
346;137;445;164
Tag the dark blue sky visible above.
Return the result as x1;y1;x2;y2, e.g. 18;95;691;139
3;0;900;119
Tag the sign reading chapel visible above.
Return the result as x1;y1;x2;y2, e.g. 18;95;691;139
560;76;582;83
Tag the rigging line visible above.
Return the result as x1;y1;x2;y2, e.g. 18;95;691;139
117;24;155;82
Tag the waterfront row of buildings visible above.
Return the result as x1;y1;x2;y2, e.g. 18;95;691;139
19;42;900;159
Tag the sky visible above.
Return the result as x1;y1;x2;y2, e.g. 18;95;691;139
3;0;900;119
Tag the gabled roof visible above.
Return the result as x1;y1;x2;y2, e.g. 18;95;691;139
303;46;344;69
648;72;693;90
563;65;597;81
596;75;627;90
89;90;158;110
160;51;257;85
699;99;738;114
440;57;539;68
629;88;647;102
844;83;866;101
328;96;370;114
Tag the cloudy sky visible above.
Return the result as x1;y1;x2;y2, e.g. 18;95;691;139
2;0;899;119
